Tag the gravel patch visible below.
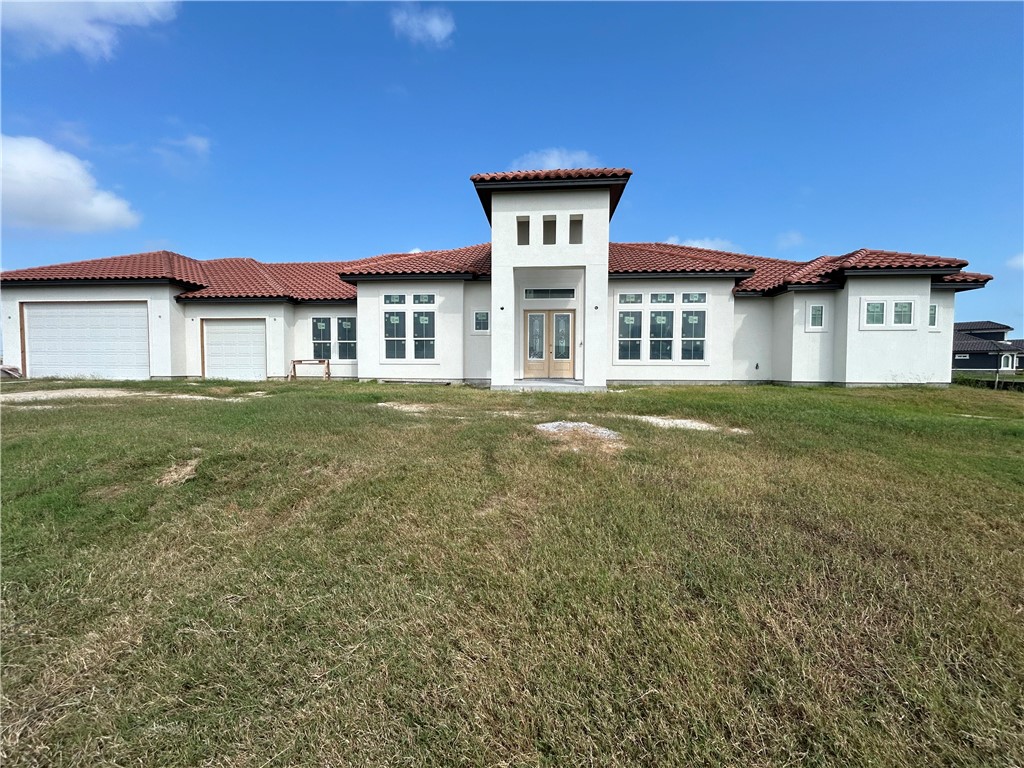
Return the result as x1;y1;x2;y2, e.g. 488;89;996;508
619;414;752;435
536;421;622;440
377;402;432;413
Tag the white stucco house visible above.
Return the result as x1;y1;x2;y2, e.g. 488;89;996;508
0;168;993;389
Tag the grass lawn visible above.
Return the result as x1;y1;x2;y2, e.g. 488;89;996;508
2;380;1022;766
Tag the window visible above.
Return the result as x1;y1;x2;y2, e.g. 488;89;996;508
681;310;706;360
865;301;885;326
474;311;489;332
1000;354;1013;370
517;216;530;246
617;311;641;360
649;310;673;360
954;354;969;360
928;304;937;328
542;216;556;245
810;305;824;328
893;301;914;325
384;311;406;359
524;288;575;299
569;215;583;244
619;293;642;304
337;317;356;360
682;293;706;304
651;292;675;304
312;317;332;359
384;294;405;305
413;311;435;359
413;294;435;305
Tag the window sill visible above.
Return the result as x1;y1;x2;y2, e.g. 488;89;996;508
612;359;710;366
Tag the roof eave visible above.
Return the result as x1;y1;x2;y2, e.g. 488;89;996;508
335;272;481;282
473;176;631;224
841;267;962;277
608;270;755;280
175;295;295;304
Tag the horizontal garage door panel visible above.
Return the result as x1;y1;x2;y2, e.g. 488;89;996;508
204;319;267;381
25;302;150;379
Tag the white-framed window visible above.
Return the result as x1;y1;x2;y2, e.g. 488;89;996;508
312;317;332;359
893;301;914;325
337;317;357;359
617;310;641;360
649;309;674;360
954;354;970;360
865;301;885;326
1000;354;1014;370
524;288;574;299
681;310;706;360
860;297;918;330
382;293;437;361
614;290;709;364
928;304;938;330
805;302;827;332
473;311;489;334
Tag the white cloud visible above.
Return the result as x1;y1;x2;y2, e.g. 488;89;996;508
1;2;179;61
509;148;599;171
1;135;140;232
390;4;454;48
154;133;211;174
664;236;737;252
1008;253;1024;270
776;230;806;250
408;248;423;254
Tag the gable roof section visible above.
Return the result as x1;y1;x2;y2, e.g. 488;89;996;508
0;250;207;287
953;332;1024;353
336;243;492;279
1;251;356;302
470;168;633;183
470;167;633;222
954;320;1014;332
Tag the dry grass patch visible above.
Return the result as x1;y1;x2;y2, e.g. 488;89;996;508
155;457;201;487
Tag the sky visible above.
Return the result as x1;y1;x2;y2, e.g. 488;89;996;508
2;1;1022;330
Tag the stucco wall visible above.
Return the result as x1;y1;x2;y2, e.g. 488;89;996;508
790;293;836;383
839;276;951;384
771;293;795;382
290;304;359;378
463;282;492;381
1;283;184;377
733;297;773;381
181;302;291;378
490;188;611;386
355;281;465;381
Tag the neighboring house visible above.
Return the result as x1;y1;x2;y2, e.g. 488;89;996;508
0;168;994;388
952;321;1024;373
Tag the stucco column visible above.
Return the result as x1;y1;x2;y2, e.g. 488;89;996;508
582;265;609;387
490;264;516;386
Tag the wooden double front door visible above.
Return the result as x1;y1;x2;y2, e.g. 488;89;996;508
523;310;575;379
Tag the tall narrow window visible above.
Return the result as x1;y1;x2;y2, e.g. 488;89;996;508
312;317;332;359
569;215;583;244
809;305;824;328
413;311;435;359
543;216;556;245
337;317;357;359
650;310;674;360
474;311;489;332
384;312;406;359
928;304;937;327
618;311;641;360
517;217;530;246
893;301;913;325
865;302;885;325
681;310;706;360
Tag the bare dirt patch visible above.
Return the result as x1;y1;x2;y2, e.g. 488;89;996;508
619;414;752;435
536;421;625;455
1;388;134;403
377;402;432;414
156;458;201;487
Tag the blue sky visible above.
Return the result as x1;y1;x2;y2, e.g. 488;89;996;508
2;1;1022;328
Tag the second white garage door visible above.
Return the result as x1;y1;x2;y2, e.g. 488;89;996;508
204;319;267;380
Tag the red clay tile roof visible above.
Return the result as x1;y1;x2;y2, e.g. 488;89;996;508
1;251;356;302
336;243;492;277
0;250;207;287
470;168;632;183
1;242;989;300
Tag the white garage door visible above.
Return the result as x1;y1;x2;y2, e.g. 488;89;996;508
25;302;150;379
204;319;267;380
